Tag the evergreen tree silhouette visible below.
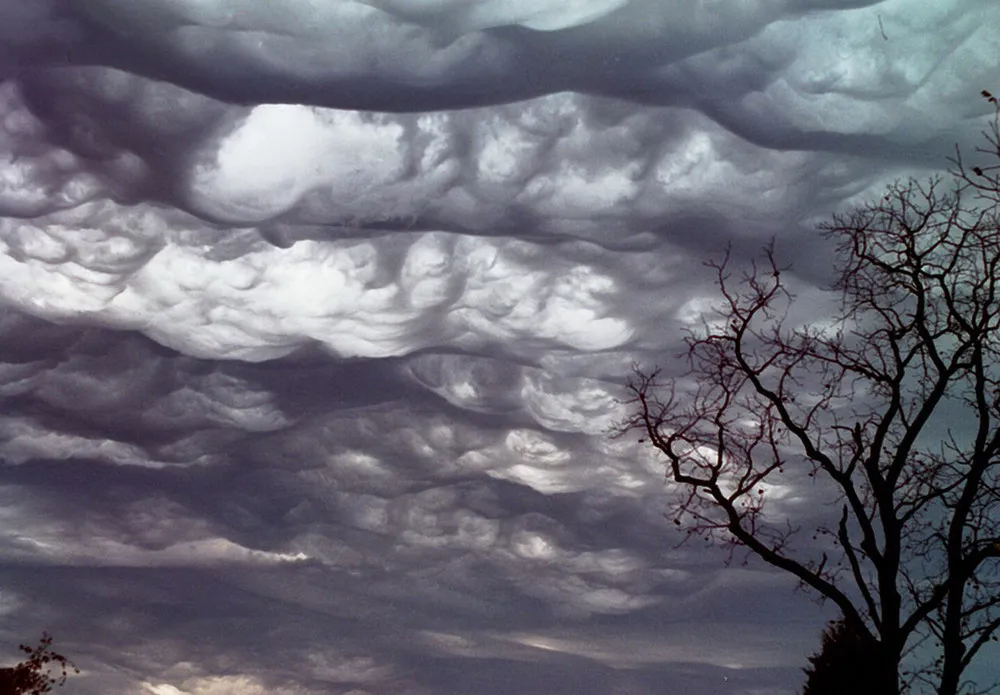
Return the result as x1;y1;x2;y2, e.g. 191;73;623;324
802;617;884;695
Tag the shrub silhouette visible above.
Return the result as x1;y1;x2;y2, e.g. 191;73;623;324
0;633;77;695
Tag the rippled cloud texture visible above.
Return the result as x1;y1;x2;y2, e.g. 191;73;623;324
1;1;999;694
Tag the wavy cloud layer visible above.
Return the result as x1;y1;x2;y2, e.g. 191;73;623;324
1;1;999;694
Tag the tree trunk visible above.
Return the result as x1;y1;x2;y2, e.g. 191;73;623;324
938;648;963;695
873;642;901;695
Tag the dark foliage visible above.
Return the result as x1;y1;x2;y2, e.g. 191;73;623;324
802;617;883;695
0;633;78;695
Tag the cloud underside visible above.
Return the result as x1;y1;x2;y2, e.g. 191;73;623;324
1;0;999;694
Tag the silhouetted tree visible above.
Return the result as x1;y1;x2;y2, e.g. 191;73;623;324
616;91;1000;695
0;633;77;695
802;616;882;695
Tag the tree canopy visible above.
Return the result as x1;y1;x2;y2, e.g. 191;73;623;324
617;91;1000;695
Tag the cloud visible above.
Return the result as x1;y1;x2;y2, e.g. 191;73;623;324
1;1;1000;694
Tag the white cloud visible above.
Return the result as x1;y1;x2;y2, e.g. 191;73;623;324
144;675;325;695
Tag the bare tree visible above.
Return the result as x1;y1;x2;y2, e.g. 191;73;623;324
616;92;1000;695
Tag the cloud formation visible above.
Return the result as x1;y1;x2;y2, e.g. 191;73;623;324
1;1;1000;694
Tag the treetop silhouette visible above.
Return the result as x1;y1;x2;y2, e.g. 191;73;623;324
0;633;77;695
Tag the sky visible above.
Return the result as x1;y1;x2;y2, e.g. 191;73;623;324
0;1;999;694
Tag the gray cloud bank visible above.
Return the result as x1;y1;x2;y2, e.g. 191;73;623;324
1;0;999;693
